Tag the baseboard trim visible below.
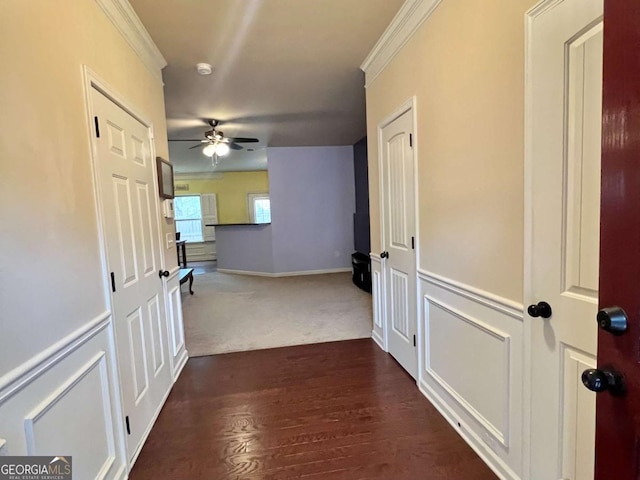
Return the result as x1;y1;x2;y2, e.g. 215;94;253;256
418;379;520;480
371;330;385;351
217;268;351;277
0;311;112;404
185;255;216;262
418;269;524;320
217;268;273;277
173;349;189;381
115;465;128;480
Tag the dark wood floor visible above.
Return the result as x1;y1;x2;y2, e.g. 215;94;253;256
130;339;497;480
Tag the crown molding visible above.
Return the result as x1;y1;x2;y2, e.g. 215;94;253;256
94;0;167;83
360;0;443;88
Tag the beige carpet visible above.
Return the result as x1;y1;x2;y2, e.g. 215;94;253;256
181;271;373;357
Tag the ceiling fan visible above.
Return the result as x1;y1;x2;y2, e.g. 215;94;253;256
181;119;259;158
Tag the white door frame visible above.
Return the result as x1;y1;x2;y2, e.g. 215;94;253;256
523;1;594;477
523;6;541;477
81;65;172;468
376;96;420;377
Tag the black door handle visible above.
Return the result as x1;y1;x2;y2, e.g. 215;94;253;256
380;251;389;259
527;301;552;318
582;368;625;395
597;306;628;335
158;270;170;279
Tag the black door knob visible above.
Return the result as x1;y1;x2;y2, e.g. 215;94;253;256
527;301;552;318
380;251;389;259
597;306;628;335
582;368;625;395
158;269;170;279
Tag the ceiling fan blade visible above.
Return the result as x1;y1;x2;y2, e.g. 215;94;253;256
227;137;259;143
229;142;243;151
188;144;204;149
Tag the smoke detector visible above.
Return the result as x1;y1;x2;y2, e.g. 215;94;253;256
196;63;213;75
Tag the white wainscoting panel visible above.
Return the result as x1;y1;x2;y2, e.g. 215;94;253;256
418;270;524;480
166;272;188;380
0;313;127;480
24;353;116;478
370;254;386;351
425;298;510;446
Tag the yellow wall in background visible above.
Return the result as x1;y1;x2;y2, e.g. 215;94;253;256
175;171;269;224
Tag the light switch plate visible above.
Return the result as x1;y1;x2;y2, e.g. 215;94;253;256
166;233;175;249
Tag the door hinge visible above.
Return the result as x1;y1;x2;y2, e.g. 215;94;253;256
411;236;415;250
409;133;413;148
94;116;100;138
125;416;131;435
110;272;116;293
413;335;416;347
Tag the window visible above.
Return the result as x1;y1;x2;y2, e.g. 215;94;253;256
174;195;203;242
248;193;271;224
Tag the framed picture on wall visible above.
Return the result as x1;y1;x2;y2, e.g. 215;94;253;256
156;157;174;199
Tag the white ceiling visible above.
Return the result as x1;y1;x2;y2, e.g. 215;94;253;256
129;0;404;171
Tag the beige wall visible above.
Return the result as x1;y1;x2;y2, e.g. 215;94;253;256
0;0;171;376
366;0;536;303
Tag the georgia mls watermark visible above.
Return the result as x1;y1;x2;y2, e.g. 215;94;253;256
0;456;72;480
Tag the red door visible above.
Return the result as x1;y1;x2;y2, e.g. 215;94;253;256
593;1;640;478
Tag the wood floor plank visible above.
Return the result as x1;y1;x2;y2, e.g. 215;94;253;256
130;339;497;480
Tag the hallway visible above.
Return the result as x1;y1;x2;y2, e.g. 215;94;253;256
130;339;497;479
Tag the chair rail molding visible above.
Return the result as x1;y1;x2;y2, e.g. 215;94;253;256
94;0;167;82
0;311;112;404
360;0;443;88
418;269;524;321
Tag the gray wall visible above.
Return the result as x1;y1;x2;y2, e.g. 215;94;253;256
268;146;355;273
215;225;274;273
214;146;356;274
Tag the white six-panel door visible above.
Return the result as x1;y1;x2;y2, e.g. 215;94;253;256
380;107;417;379
527;0;603;478
91;88;173;463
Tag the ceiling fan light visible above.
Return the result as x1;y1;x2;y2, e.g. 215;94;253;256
202;143;217;157
215;143;230;156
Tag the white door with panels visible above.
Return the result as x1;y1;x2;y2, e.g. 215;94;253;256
91;88;173;463
527;0;602;478
380;107;417;379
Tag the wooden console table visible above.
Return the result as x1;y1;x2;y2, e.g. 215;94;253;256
176;240;187;268
178;268;194;295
